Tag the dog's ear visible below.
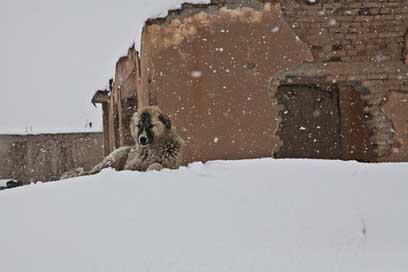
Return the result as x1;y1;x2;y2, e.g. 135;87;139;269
159;113;171;129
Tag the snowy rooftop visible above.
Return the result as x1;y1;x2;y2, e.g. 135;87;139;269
0;158;407;272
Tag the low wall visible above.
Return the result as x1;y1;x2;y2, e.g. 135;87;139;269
0;133;104;183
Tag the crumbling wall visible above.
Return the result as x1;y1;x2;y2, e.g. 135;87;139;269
107;46;140;151
211;0;408;64
101;0;408;162
140;2;313;162
0;133;104;183
269;61;408;161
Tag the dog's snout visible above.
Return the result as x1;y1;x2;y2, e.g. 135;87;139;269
139;135;148;145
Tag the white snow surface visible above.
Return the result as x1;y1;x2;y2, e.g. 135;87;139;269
0;158;407;272
0;179;14;187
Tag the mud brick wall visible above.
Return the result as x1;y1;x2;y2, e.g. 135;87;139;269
108;46;140;151
103;0;408;163
0;133;104;183
276;0;408;161
140;2;313;162
136;0;407;162
280;0;408;63
269;61;408;161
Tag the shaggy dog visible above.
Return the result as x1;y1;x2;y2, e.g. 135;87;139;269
61;106;184;179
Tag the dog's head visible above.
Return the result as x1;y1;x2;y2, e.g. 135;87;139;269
130;106;172;146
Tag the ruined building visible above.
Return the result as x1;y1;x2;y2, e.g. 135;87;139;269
93;0;408;163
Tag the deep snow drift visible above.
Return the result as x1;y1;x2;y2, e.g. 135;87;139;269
0;159;407;272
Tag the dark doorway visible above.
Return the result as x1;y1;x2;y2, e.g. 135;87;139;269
275;84;342;159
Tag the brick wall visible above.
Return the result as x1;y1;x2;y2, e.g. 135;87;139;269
269;61;408;160
103;0;408;162
272;0;408;160
280;0;408;63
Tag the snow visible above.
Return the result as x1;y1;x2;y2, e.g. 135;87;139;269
191;70;203;78
329;18;337;26
1;158;407;272
0;179;14;187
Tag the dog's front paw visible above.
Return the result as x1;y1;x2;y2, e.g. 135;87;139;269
147;163;164;171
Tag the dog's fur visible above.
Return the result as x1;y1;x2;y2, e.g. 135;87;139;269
60;106;184;179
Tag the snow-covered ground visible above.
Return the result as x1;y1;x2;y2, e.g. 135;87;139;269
0;159;407;272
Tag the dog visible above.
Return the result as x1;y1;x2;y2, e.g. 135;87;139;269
60;106;184;179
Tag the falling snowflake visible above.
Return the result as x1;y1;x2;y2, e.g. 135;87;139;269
214;137;219;143
271;26;280;33
191;70;202;78
375;52;387;62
